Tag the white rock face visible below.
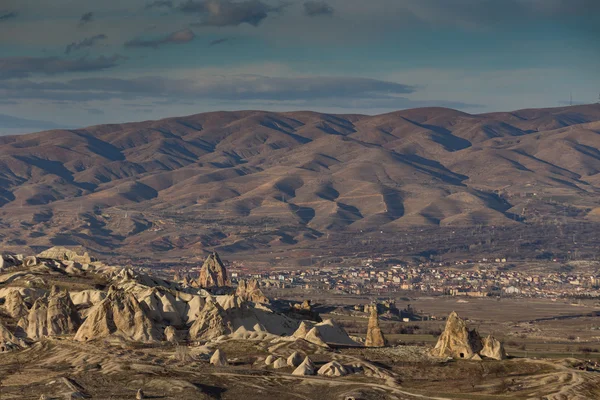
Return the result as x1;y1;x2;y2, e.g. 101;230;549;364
318;361;348;377
272;357;287;369
287;351;303;367
21;286;81;340
265;355;276;365
291;357;316;376
210;349;228;366
74;287;161;343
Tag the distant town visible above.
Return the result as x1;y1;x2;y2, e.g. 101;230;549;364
140;256;600;300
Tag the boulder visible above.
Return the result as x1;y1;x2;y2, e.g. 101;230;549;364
198;252;228;288
265;355;276;365
272;357;287;369
431;311;483;359
210;349;228;366
236;279;269;304
318;361;348;377
364;305;387;347
287;351;303;367
481;335;507;360
136;389;145;399
74;287;161;342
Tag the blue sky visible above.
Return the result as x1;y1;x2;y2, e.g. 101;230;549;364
0;0;598;132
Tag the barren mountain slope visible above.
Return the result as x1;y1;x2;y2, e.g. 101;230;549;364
1;104;600;259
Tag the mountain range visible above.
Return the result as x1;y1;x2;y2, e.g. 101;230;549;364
1;104;600;260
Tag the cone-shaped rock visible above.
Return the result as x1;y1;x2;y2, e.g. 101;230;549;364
210;349;228;366
4;290;28;319
74;287;161;342
304;326;329;348
164;326;177;343
22;286;81;340
198;252;228;288
0;320;26;352
188;299;231;341
365;305;387;347
431;311;483;359
481;335;507;360
265;355;276;365
272;357;287;369
317;361;348;377
287;351;303;367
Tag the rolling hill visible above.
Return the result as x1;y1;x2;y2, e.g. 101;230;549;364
1;104;600;260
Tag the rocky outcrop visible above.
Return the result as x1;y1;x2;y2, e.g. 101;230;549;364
287;351;303;367
74;287;161;342
292;356;316;376
210;349;228;366
0;321;26;352
431;311;483;360
318;361;348;377
304;327;328;347
265;355;275;365
272;357;287;369
198;252;228;289
365;305;386;347
481;335;507;360
21;286;81;340
236;279;269;304
4;290;28;319
188;298;230;341
136;389;145;399
37;247;92;264
164;326;177;343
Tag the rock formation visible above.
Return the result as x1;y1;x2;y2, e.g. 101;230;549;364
4;290;28;319
265;355;275;365
431;311;483;360
210;349;228;366
481;335;507;360
188;298;230;341
21;286;81;340
292;356;316;376
318;361;348;377
304;327;329;347
74;287;161;342
236;279;269;304
287;351;303;367
0;321;26;352
365;305;387;347
164;326;177;343
136;389;145;399
272;357;287;369
37;247;92;264
198;252;228;288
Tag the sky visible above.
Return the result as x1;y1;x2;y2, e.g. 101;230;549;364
0;0;599;133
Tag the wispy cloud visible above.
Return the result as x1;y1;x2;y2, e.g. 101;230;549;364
209;37;231;46
78;11;94;26
0;55;122;80
65;34;107;54
303;1;333;17
145;0;174;9
124;29;195;49
0;11;17;21
181;0;284;27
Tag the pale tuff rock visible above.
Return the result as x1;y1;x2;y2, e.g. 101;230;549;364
164;326;177;342
188;298;231;341
287;351;303;367
23;256;38;267
136;389;145;399
292;356;316;376
37;247;92;264
265;355;276;365
431;311;483;360
293;300;312;312
198;252;228;288
292;321;312;339
74;287;161;342
318;361;348;377
210;349;228;366
188;295;297;341
21;286;81;340
0;320;26;352
481;335;507;360
365;305;387;348
304;327;329;347
272;357;287;369
236;279;269;304
4;289;28;319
